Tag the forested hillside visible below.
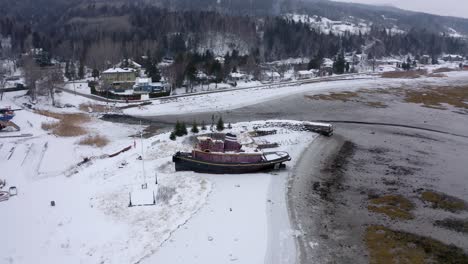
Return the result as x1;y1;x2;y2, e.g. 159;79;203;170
0;0;467;70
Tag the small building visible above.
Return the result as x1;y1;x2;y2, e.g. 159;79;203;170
228;72;250;83
101;67;137;92
133;77;167;94
297;70;316;79
463;62;468;70
319;58;334;76
420;55;431;65
261;71;281;82
442;54;464;62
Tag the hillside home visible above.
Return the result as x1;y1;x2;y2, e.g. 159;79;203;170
101;67;137;92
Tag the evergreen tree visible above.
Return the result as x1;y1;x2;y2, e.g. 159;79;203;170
228;123;232;129
92;69;100;80
201;120;207;130
216;117;224;131
78;60;85;80
181;122;188;135
191;121;199;133
169;132;176;140
174;120;182;136
333;52;346;74
65;61;71;80
345;62;350;73
308;57;323;70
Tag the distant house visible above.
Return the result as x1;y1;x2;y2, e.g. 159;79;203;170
228;72;250;84
101;67;137;92
133;78;167;94
442;54;464;62
319;58;334;76
297;70;316;79
261;71;281;82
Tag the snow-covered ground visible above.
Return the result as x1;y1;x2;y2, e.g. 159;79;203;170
124;70;468;117
284;13;373;35
3;70;468;263
1;91;211;263
0;90;316;263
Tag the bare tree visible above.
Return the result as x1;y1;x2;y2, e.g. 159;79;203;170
22;55;42;102
43;65;64;106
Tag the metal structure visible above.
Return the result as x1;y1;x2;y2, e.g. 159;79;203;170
0;107;21;131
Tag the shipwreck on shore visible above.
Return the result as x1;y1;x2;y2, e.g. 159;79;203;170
173;133;291;174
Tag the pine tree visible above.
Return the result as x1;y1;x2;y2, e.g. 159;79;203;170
333;52;346;74
174;120;182;136
228;123;232;129
92;69;100;80
216;117;224;131
65;61;71;80
191;121;199;133
201;120;207;130
169;132;176;140
78;60;85;80
181;122;188;135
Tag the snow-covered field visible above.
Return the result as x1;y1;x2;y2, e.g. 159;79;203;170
3;70;468;263
125;70;468;117
0;90;316;263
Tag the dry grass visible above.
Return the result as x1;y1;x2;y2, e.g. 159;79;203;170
433;67;457;73
78;135;109;147
306;91;359;102
381;70;428;79
404;86;468;110
435;218;468;234
368;195;415;220
79;103;109;113
38;110;90;137
365;225;468;264
305;91;388;108
427;73;448;78
421;191;467;213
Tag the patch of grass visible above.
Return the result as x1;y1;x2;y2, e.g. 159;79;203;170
435;218;468;234
427;73;448;78
433;68;457;73
38;110;90;137
305;91;359;102
421;191;468;213
368;195;415;220
365;225;468;264
381;70;427;79
404;86;468;110
79;103;109;113
305;92;388;108
366;101;388;108
78;135;109;147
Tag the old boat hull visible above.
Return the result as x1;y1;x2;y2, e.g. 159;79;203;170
173;152;291;174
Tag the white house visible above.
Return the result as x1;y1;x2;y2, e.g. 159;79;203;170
262;71;281;82
297;70;316;79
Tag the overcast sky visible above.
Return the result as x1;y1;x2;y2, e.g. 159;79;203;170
332;0;468;18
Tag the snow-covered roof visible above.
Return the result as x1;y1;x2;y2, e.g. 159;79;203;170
297;70;314;75
229;72;246;78
264;72;280;78
136;77;151;84
102;68;135;74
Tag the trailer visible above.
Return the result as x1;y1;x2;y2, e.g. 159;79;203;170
302;121;334;136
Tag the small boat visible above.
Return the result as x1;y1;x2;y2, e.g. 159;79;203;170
173;133;291;174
